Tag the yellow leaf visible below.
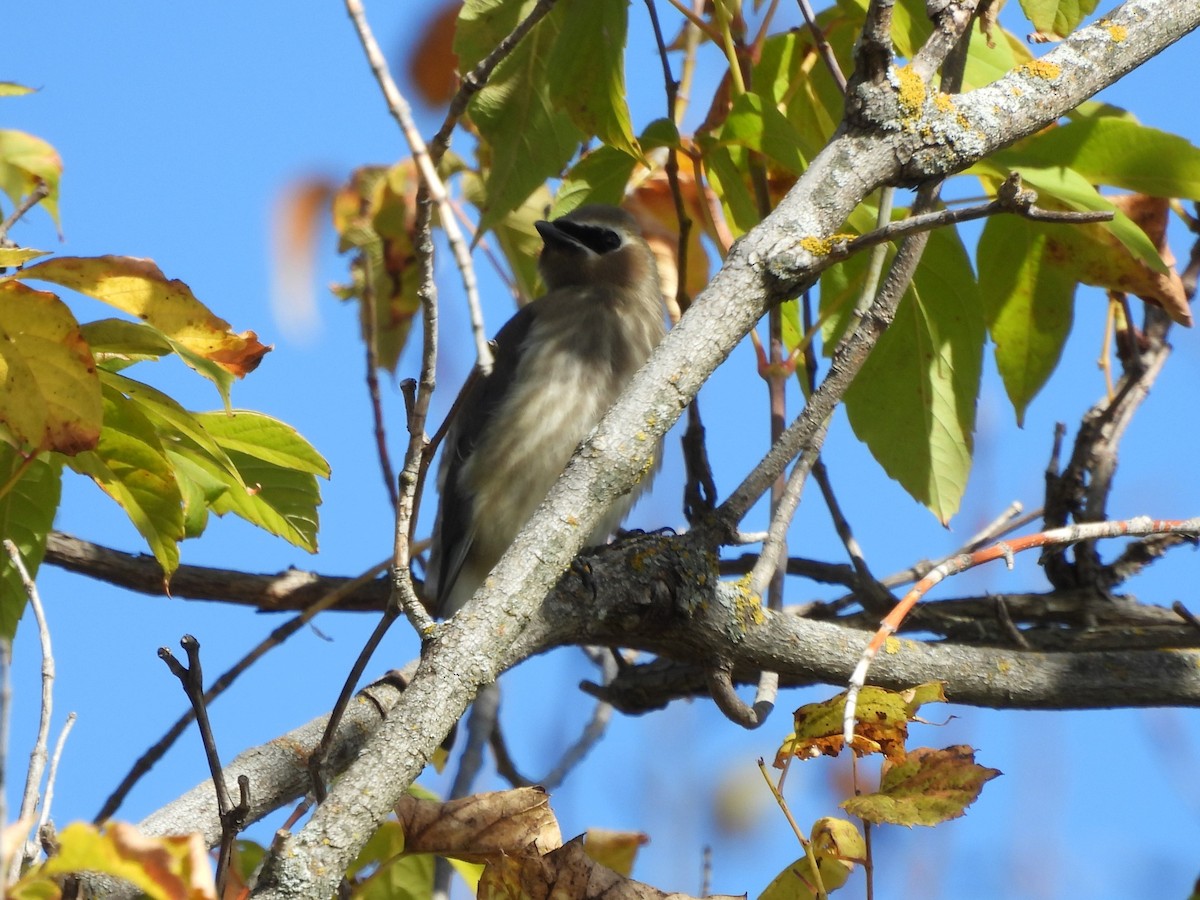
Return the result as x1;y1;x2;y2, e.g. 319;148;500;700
16;256;271;376
0;281;101;454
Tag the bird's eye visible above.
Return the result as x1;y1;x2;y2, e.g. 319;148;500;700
557;221;622;255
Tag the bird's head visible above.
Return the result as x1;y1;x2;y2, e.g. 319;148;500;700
535;204;659;293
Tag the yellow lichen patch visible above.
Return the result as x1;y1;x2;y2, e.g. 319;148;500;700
731;575;765;628
800;235;833;256
934;92;955;113
1106;23;1127;41
1019;59;1061;80
895;65;926;115
884;635;902;655
634;453;656;482
996;658;1012;674
800;233;856;257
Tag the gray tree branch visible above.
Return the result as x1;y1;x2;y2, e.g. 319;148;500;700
246;3;1200;894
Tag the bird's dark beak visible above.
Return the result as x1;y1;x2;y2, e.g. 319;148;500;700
535;219;579;253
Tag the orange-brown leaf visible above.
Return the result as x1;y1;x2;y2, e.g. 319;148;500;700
1109;193;1191;326
408;1;460;106
841;745;1001;827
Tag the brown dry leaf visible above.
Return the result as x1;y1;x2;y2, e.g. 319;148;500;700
394;786;562;863
627;157;713;321
18;256;271;376
1109;194;1192;326
0;279;101;454
407;0;460;107
478;836;744;900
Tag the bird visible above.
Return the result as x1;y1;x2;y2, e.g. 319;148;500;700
425;204;666;618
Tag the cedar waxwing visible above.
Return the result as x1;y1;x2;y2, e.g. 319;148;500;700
426;204;665;617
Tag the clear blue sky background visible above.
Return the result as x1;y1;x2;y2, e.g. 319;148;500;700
6;3;1200;898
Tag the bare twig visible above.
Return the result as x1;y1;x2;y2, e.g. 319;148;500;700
391;193;439;639
427;0;561;164
3;541;55;881
344;0;492;374
494;652;616;790
644;0;695;320
707;665;773;729
360;271;398;511
95;560;387;822
796;0;847;93
0;182;51;244
308;604;399;803
1174;601;1200;633
37;712;76;840
159;636;248;893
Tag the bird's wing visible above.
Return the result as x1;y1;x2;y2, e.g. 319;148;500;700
428;303;539;614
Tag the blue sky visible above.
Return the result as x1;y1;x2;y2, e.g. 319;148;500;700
6;2;1200;898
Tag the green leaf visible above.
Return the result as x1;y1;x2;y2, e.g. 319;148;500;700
172;451;220;538
977;215;1077;425
81;318;174;369
468;2;583;231
0;129;62;227
978;162;1167;274
194;410;330;477
717;93;806;175
331;164;422;373
100;370;244;488
171;411;327;552
551;119;680;220
1017;0;1100;38
464;172;550;302
753;29;844;162
1003;118;1200;199
547;0;639;160
347;821;435;900
66;387;184;577
0;446;62;639
698;140;760;236
552;146;638;218
843;225;983;524
168;443;322;552
454;0;530;70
